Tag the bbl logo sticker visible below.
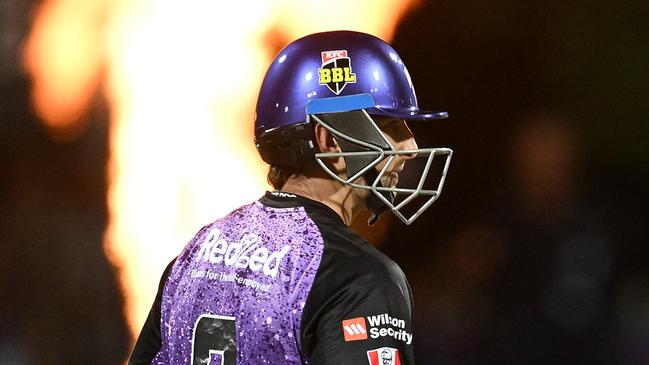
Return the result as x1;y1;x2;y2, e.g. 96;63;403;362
318;50;357;94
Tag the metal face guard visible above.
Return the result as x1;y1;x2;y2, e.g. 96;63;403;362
311;111;453;225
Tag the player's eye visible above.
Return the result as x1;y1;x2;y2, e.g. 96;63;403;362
382;120;413;143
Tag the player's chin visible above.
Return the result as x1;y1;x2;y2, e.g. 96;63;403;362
380;173;399;188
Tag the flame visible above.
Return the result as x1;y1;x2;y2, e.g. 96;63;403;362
22;0;107;140
24;0;420;342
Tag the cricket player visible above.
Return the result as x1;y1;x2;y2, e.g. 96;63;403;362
129;30;452;365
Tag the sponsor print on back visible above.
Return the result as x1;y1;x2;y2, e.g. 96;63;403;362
193;227;291;291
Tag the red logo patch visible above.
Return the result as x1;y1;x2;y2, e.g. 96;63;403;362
342;317;368;341
367;347;401;365
321;50;348;63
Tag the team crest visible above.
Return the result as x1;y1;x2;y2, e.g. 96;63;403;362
318;50;357;94
367;347;401;365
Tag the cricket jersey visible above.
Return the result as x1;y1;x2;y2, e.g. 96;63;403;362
129;191;414;365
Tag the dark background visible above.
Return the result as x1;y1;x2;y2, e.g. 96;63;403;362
1;0;648;364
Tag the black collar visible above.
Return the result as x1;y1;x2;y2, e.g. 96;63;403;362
259;191;345;225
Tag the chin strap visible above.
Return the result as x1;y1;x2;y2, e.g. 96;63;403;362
364;168;396;226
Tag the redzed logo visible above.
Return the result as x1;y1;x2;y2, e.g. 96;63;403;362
367;347;401;365
342;317;368;341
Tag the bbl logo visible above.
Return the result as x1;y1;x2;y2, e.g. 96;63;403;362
318;50;357;94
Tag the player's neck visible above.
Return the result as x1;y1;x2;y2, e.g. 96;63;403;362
281;175;363;226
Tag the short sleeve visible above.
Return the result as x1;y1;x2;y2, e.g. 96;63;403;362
128;258;176;365
301;243;415;365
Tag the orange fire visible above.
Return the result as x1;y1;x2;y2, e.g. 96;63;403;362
22;0;108;140
23;0;420;340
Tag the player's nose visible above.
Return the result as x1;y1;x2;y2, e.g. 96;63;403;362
398;124;418;160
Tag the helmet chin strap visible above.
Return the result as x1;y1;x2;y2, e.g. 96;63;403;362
363;168;396;226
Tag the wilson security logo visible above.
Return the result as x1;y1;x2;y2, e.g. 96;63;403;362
195;228;289;278
342;313;413;344
367;347;401;365
318;50;356;94
342;317;368;342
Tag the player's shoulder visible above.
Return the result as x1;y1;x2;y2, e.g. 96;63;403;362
300;219;414;356
315;221;408;289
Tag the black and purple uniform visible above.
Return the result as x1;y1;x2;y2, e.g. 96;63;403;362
130;192;414;365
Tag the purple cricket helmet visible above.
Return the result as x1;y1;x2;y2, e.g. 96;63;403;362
255;30;447;136
254;30;453;225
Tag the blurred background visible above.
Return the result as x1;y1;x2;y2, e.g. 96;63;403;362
1;0;648;364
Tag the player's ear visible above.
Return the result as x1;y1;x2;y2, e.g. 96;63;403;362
314;122;339;153
313;122;345;172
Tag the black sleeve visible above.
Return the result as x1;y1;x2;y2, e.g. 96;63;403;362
301;224;415;365
128;258;176;365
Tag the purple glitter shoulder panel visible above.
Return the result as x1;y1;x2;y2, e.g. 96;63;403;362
151;201;324;364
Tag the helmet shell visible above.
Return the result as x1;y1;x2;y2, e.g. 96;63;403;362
255;31;446;136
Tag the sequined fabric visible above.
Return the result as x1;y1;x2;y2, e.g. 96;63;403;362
152;200;324;364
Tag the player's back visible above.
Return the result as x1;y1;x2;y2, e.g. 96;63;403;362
132;191;415;364
152;194;325;364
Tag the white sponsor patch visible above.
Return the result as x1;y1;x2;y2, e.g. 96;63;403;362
367;347;401;365
366;313;413;344
342;313;413;344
